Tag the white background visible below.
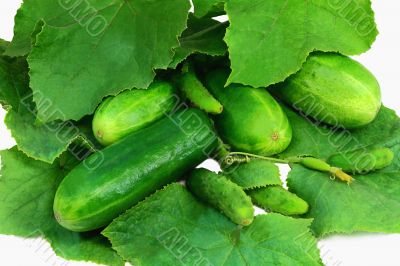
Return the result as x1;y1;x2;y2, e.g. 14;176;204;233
1;1;400;266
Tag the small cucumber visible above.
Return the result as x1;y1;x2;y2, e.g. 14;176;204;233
248;186;309;216
223;160;282;189
298;157;353;183
54;109;218;232
176;68;223;114
205;68;292;156
273;52;381;128
92;81;176;146
299;157;332;172
328;147;394;174
187;168;254;226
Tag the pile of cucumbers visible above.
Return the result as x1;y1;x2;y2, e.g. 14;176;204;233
54;52;393;232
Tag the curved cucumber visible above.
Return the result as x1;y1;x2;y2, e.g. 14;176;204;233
274;52;381;128
328;147;394;174
92;81;176;146
54;109;218;232
248;186;309;216
177;69;223;114
187;168;254;226
205;69;292;156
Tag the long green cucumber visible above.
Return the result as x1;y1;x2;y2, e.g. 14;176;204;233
205;68;292;156
328;147;394;174
92;81;176;146
248;186;309;216
54;109;218;232
273;52;381;128
187;168;254;226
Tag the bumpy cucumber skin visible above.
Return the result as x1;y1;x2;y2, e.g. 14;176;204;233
328;147;394;174
54;109;218;232
177;70;223;114
275;52;381;129
92;81;176;146
187;168;254;226
205;69;292;156
248;186;309;216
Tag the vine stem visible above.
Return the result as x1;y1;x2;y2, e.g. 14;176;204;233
224;152;353;184
225;152;293;164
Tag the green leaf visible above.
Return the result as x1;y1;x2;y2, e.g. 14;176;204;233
0;148;123;265
192;0;226;18
103;183;322;266
1;57;96;163
5;0;76;56
280;106;400;159
26;0;190;122
5;105;92;163
225;0;378;87
170;14;228;68
0;57;29;110
281;105;400;236
223;160;282;189
0;39;9;55
0;147;62;236
288;159;400;237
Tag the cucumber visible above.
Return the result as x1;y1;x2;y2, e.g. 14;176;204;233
92;81;176;146
298;157;332;172
187;168;254;226
328;147;394;174
273;52;381;128
248;186;309;216
176;68;223;114
298;157;353;183
205;69;292;156
54;109;218;232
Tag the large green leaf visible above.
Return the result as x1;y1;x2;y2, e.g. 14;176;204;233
0;57;29;110
225;0;378;87
170;14;228;68
223;160;282;189
1;56;96;163
280;105;400;236
26;0;190;122
280;106;400;159
103;183;322;266
0;39;9;55
192;0;226;18
5;0;77;56
0;148;123;265
5;105;96;163
288;160;400;237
